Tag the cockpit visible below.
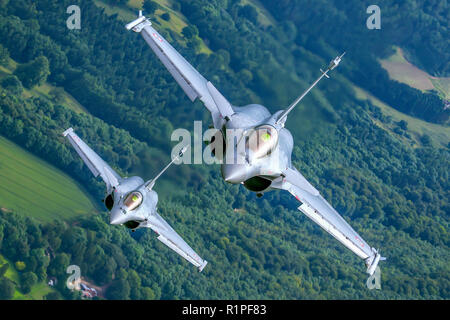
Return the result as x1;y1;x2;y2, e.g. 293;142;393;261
246;125;279;159
123;191;143;211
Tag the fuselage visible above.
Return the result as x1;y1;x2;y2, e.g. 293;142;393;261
104;176;158;230
216;104;294;193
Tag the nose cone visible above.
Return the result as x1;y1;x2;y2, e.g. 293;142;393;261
110;209;125;225
221;164;247;184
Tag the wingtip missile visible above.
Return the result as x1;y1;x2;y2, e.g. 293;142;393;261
125;11;151;31
145;146;188;191
327;51;346;71
198;260;208;272
365;249;385;276
320;68;330;78
276;52;345;125
179;145;189;158
62;127;74;137
125;16;146;31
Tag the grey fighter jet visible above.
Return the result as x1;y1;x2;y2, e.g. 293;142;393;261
62;128;208;272
126;14;384;275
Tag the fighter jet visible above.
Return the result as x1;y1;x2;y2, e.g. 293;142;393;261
62;128;208;272
126;14;384;275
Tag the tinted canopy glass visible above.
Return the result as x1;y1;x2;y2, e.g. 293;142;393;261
246;125;279;159
123;191;143;211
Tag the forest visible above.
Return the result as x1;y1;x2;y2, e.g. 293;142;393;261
0;0;448;299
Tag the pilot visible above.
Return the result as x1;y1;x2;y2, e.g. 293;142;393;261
247;125;279;159
123;192;143;211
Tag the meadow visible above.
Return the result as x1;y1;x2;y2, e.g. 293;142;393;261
380;47;450;100
0;136;96;222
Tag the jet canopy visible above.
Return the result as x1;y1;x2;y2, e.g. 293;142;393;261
123;191;143;211
246;125;279;159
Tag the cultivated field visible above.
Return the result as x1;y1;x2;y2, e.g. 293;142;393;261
0;136;96;222
380;47;450;99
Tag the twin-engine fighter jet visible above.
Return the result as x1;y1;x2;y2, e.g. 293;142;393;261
63;128;207;272
126;13;384;275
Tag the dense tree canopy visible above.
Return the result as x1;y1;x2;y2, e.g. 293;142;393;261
143;0;158;15
0;277;15;300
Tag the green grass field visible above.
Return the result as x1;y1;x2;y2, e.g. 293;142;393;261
0;136;96;222
0;254;55;300
430;77;450;100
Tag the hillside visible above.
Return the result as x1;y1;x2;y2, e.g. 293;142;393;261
258;0;449;124
0;0;448;300
353;85;450;148
94;0;213;54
